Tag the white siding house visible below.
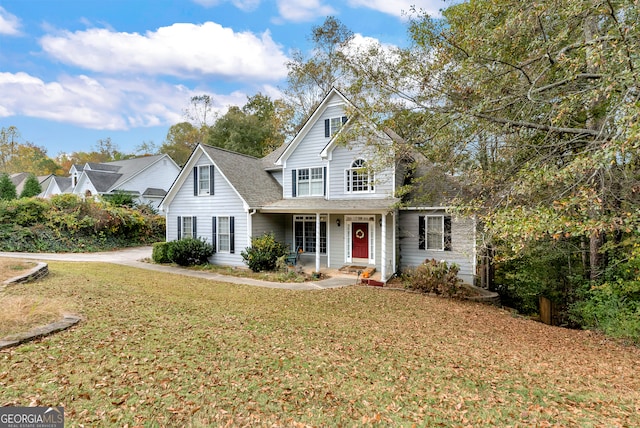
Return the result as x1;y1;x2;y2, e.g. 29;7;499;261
44;154;180;211
161;88;477;283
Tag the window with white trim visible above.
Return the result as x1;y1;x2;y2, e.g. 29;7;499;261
297;167;324;196
418;215;452;251
294;216;327;254
178;216;196;239
218;216;231;252
346;159;374;193
324;116;347;138
198;165;210;195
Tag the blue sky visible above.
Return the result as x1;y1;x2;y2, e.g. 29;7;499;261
0;0;448;157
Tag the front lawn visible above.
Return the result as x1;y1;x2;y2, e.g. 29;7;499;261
1;262;638;426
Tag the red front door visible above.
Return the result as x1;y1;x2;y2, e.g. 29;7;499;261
352;223;369;259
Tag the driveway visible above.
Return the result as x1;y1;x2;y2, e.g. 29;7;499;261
0;247;356;291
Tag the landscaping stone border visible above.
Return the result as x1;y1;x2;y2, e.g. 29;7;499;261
1;261;81;349
0;315;82;349
1;261;49;288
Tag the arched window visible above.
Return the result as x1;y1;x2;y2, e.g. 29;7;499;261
346;159;374;192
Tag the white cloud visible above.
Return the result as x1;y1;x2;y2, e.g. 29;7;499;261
0;7;21;36
0;71;249;131
39;22;289;81
347;0;444;18
276;0;336;22
192;0;261;11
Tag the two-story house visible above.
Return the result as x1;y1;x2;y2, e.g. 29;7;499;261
43;154;181;211
161;88;476;283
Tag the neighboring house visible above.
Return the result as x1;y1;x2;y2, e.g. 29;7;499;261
42;154;181;211
10;173;53;196
161;88;476;283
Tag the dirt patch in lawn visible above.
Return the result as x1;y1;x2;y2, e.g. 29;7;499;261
0;258;75;338
0;258;36;282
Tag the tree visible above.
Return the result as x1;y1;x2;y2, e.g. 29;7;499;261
19;174;42;198
0;173;17;201
345;0;640;283
6;142;63;175
284;16;355;132
0;126;20;172
207;93;289;157
184;94;216;128
159;122;205;166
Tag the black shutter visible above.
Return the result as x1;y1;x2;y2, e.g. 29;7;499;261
209;165;215;195
324;119;330;137
229;216;235;254
444;216;452;251
193;217;197;238
291;169;297;197
342;115;347;125
418;215;425;250
193;167;198;196
177;216;182;240
323;166;327;196
212;217;217;253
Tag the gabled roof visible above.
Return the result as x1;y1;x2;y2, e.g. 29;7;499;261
83;170;123;192
75;154;177;194
162;144;282;210
200;145;282;207
275;87;353;166
85;162;121;172
399;150;468;208
51;176;73;193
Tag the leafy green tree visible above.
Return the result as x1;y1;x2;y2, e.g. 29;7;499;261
0;173;17;200
207;93;288;157
159;122;205;166
19;174;42;198
345;0;640;282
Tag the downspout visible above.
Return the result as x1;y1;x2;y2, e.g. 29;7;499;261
381;213;387;281
248;209;257;248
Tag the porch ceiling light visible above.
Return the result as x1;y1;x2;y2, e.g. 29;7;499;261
336;218;341;227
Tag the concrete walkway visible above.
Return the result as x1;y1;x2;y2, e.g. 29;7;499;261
0;247;358;291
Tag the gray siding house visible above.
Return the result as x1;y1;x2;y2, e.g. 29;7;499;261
161;88;476;283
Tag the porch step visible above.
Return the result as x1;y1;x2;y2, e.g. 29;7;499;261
338;265;368;275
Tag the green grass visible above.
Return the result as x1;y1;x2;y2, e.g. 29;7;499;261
1;261;639;426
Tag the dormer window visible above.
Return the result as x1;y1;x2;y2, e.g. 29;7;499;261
346;159;374;193
193;165;215;196
324;116;348;138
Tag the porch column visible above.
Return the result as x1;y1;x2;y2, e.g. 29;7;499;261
315;213;321;273
381;213;387;281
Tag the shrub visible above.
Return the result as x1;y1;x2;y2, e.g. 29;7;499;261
19;174;42;198
103;191;136;208
166;238;213;266
402;258;463;297
0;173;17;201
241;233;289;272
152;242;172;264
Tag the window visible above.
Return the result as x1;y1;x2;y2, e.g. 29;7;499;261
346;159;374;193
218;217;230;252
291;167;325;197
198;165;210;195
193;165;214;196
296;167;324;196
324;116;348;137
294;216;327;254
177;216;196;239
212;216;234;253
418;215;452;251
